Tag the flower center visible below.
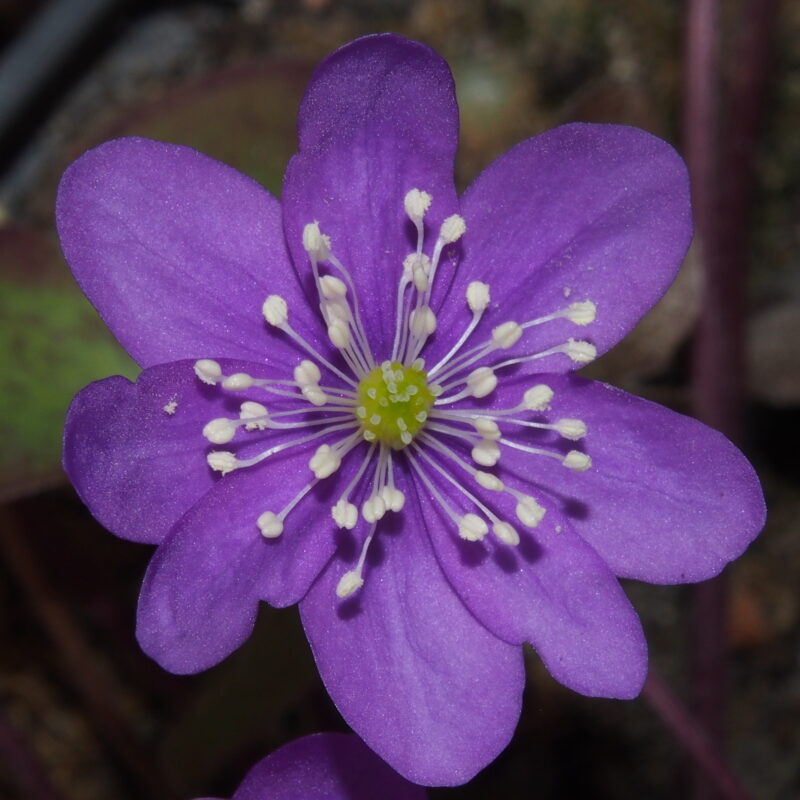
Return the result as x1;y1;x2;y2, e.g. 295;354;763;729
356;360;435;449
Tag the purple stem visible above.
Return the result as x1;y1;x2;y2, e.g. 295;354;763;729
642;671;752;800
686;0;776;798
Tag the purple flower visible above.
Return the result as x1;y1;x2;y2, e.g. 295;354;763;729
57;34;765;786
195;733;426;800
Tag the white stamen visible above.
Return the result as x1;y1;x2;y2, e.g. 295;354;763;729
564;338;597;364
404;189;432;220
474;417;501;439
302;221;331;260
309;444;342;479
492;321;522;349
466;281;491;313
332;499;359;530
475;471;504;491
380;485;406;512
240;401;269;430
319;275;347;299
554;418;587;440
514;495;546;527
409;306;437;336
328;318;351;349
566;301;597;325
263;295;289;327
362;495;386;523
194;359;222;385
439;214;466;244
257;511;284;538
471;439;501;467
294;359;322;386
563;450;592;471
336;570;364;599
523;384;554;411
203;418;236;444
459;513;489;541
222;372;254;391
466;366;497;398
302;385;329;406
207;451;238;475
493;521;520;546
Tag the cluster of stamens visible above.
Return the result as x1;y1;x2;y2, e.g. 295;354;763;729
192;188;597;599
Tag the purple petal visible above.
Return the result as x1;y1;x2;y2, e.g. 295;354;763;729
56;137;316;368
63;361;220;544
222;733;427;800
282;34;460;359
425;123;692;373
137;430;367;674
420;480;647;699
300;493;524;787
492;373;765;583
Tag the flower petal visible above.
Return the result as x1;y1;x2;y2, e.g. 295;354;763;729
226;733;427;800
56;137;313;367
491;373;765;583
420;482;647;699
426;123;692;373
282;34;460;358
63;361;219;544
299;496;524;786
136;429;367;674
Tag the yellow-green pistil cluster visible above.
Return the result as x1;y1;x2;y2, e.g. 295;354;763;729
356;361;436;449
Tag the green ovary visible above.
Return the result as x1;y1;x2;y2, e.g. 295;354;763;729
356;361;435;449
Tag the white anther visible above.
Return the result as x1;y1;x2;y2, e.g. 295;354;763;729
466;366;497;398
413;265;429;292
309;444;341;479
328;318;351;349
294;359;322;386
565;338;597;364
202;418;236;444
555;418;587;440
466;281;491;312
404;188;432;219
409;306;437;336
332;499;358;530
324;299;350;323
458;513;488;541
473;417;501;440
207;451;238;475
194;359;222;385
563;450;592;471
492;321;522;349
475;471;504;491
471;439;501;467
319;275;347;299
493;521;520;546
523;384;554;411
439;214;466;244
257;511;284;538
263;295;288;326
336;570;364;599
222;372;254;391
362;495;386;523
515;495;546;527
302;221;331;260
240;401;268;430
302;386;329;406
566;300;596;325
380;486;406;512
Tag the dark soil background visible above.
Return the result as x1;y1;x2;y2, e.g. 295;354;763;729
0;1;798;798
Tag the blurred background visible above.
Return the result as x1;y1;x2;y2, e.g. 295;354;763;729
0;0;797;798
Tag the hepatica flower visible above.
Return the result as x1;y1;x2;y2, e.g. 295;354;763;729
196;733;426;800
58;35;765;786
